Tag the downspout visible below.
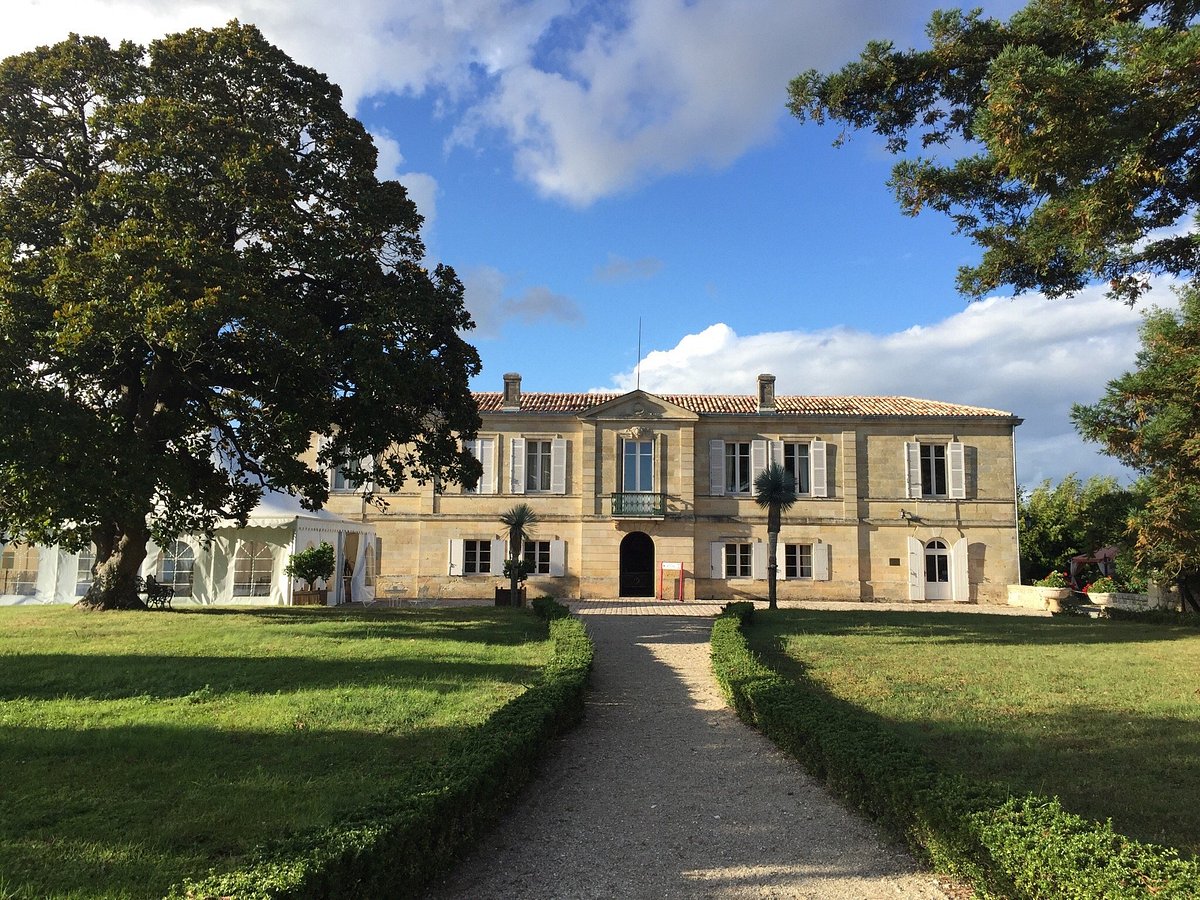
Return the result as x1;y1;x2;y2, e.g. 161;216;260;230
1012;424;1022;585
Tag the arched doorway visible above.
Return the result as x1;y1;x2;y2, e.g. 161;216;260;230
619;532;655;597
924;539;951;600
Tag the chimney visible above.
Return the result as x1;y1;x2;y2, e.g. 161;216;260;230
502;372;522;410
757;373;776;413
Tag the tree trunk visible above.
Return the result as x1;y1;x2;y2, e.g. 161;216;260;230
76;524;149;610
767;529;779;611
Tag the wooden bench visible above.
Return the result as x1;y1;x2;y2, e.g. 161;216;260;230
138;575;175;610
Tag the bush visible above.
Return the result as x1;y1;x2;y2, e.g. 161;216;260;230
1035;571;1070;588
176;613;593;899
531;597;571;621
710;616;1200;899
719;600;755;624
1103;608;1200;627
284;542;335;590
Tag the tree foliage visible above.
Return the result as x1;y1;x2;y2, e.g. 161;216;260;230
1073;282;1200;609
788;1;1200;302
0;23;481;608
1018;474;1138;580
754;462;797;610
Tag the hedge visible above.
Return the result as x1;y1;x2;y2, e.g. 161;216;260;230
710;611;1200;899
175;601;592;899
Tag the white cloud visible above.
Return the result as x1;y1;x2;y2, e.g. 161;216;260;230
462;265;583;339
371;131;439;231
603;283;1182;485
5;1;924;205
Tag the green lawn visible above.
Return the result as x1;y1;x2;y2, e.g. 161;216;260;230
745;610;1200;858
0;605;552;899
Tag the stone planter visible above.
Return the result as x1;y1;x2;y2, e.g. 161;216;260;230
494;587;526;607
1007;584;1071;611
293;588;328;606
1088;591;1160;612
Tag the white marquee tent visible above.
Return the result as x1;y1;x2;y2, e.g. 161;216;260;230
0;492;376;606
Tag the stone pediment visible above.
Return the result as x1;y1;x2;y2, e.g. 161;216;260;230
579;389;699;422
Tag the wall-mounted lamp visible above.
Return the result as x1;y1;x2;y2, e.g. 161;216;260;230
900;509;915;521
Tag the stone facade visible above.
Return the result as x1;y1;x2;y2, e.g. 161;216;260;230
323;374;1022;604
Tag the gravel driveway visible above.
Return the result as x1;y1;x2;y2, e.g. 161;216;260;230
428;613;953;899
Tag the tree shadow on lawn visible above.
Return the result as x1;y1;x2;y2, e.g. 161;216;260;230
753;631;1200;859
764;609;1199;646
0;719;467;899
0;652;545;702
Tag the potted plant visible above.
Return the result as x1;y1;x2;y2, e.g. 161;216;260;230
1033;570;1073;612
497;557;533;606
497;503;539;607
285;541;335;606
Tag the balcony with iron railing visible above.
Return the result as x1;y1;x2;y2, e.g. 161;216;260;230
611;492;666;518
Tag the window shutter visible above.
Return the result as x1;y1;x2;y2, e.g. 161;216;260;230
810;439;828;497
710;542;725;578
481;438;496;494
549;540;566;577
751;439;768;488
489;539;506;575
947;442;966;499
813;543;831;581
709;440;726;495
550;438;567;494
907;537;923;601
510;438;526;494
951;537;969;601
448;539;464;576
905;442;922;499
769;440;784;468
361;456;375;494
751;543;768;580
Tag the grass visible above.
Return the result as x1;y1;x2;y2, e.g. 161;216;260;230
744;610;1200;859
0;605;553;900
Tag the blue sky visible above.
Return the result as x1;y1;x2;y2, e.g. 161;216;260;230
8;0;1174;486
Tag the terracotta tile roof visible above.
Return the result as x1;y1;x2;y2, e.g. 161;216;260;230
473;392;1016;418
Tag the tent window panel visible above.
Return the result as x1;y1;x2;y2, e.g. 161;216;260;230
233;541;274;596
158;541;195;596
1;544;38;595
76;545;96;597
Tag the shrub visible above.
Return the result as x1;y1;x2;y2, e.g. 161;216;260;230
284;542;336;590
719;600;755;624
175;613;593;899
710;616;1200;899
531;597;570;621
1035;571;1070;588
1103;608;1200;627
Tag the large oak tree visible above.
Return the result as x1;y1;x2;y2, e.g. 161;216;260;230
0;23;481;609
789;1;1200;303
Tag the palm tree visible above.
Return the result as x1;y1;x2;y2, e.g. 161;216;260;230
499;503;539;607
754;463;797;610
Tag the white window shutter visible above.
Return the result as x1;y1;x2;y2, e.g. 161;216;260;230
709;440;725;495
490;539;506;575
480;438;496;494
362;456;375;494
907;537;923;601
951;537;969;601
751;543;768;580
813;543;831;581
810;439;828;497
550;438;567;494
948;442;966;499
710;542;725;578
905;442;922;499
510;438;526;494
769;440;784;468
448;539;464;576
751;439;768;488
549;540;566;577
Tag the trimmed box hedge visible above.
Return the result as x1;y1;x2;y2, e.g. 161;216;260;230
710;610;1200;899
176;600;592;899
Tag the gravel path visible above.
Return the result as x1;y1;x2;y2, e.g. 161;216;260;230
428;614;952;899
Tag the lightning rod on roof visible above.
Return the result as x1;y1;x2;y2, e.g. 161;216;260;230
636;317;642;391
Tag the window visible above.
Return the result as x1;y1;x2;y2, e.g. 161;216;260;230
233;541;273;596
332;458;363;492
76;544;96;597
785;544;813;579
158;541;195;596
623;439;654;492
725;442;751;494
920;444;947;497
925;539;950;583
783;442;811;495
464;438;495;494
464;539;491;575
1;543;38;595
526;440;552;492
724;543;752;578
522;540;551;575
